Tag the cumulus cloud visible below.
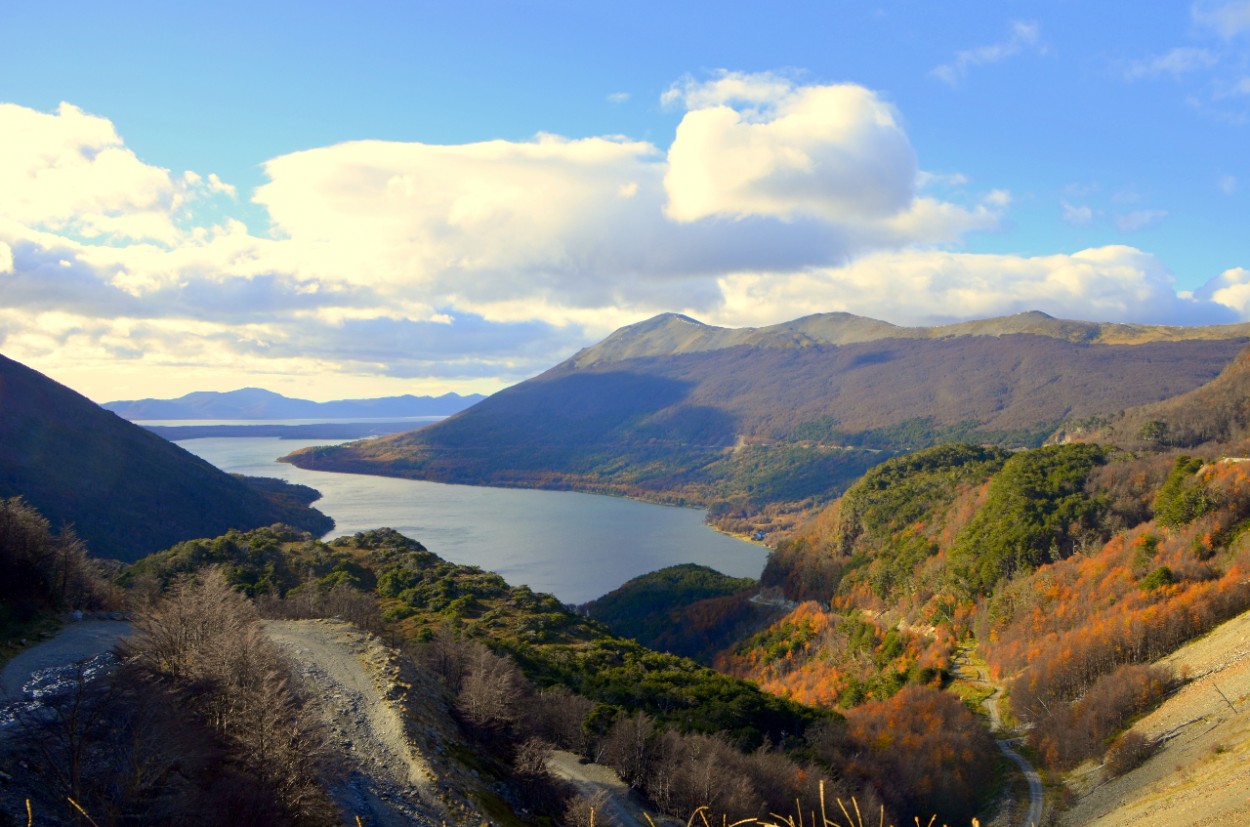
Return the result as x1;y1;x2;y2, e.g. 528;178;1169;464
932;21;1045;86
716;246;1239;329
0;102;241;246
253;74;1003;308
1194;266;1250;314
1;95;1246;403
663;78;918;223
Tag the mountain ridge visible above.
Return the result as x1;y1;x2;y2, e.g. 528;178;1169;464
569;310;1250;368
104;387;485;420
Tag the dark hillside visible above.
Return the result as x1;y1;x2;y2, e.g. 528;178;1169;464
0;353;332;561
582;564;759;660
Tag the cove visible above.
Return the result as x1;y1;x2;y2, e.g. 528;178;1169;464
176;436;767;604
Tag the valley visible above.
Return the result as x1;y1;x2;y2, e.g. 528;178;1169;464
6;310;1250;826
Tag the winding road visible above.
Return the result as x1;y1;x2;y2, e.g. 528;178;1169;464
956;650;1045;827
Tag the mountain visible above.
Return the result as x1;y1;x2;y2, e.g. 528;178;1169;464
284;311;1250;530
1054;343;1250;450
104;387;485;420
567;310;1250;368
0;353;333;561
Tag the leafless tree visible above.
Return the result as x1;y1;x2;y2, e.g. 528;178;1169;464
457;643;531;729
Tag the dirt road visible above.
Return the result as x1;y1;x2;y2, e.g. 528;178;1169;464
0;620;131;702
264;619;448;827
954;650;1046;827
546;750;652;827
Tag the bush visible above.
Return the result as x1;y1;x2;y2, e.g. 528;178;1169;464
1104;731;1155;778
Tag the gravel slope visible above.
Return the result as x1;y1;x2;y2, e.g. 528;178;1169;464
1058;607;1250;827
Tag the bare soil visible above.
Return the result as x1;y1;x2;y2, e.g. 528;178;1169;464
1058;607;1250;827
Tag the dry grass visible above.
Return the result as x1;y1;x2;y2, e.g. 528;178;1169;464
631;781;978;827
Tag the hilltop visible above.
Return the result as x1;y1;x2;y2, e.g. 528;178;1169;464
284;310;1250;534
0;353;333;561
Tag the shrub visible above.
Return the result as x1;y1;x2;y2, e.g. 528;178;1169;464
1104;731;1155;778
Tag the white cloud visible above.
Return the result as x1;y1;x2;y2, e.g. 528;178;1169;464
932;21;1045;86
0;102;185;243
0;102;238;247
1061;200;1095;226
4;96;1244;404
663;79;919;224
1219;174;1238;194
1115;209;1168;232
715;246;1236;328
1124;48;1218;80
662;70;798;111
1194;1;1250;38
1194;267;1250;319
606;91;630;104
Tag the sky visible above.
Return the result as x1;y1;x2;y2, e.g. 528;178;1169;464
2;1;1250;403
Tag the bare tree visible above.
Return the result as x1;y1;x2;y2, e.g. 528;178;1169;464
121;566;336;824
457;643;531;729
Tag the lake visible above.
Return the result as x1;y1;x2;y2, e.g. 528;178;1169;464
174;436;768;604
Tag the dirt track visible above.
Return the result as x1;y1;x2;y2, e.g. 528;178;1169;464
546;749;652;827
264;619;448;827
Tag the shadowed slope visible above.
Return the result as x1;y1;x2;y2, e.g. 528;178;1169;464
0;353;332;561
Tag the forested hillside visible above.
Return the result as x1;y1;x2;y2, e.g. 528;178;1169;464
285;311;1250;536
714;367;1250;813
0;353;333;561
3;515;998;826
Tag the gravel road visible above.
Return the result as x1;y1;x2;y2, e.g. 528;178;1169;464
545;749;652;827
0;620;130;705
264;619;449;827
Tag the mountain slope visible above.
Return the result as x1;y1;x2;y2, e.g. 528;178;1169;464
285;312;1249;525
0;353;333;561
1056;343;1250;450
105;387;484;420
1057;606;1250;827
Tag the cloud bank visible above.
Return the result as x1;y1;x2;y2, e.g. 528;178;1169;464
0;75;1246;400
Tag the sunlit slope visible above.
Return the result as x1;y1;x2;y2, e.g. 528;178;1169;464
285;311;1249;517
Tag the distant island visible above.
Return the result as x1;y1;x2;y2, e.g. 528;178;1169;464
104;386;485;420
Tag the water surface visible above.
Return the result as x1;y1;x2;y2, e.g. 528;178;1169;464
177;437;766;604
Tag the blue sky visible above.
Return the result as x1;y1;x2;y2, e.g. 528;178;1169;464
2;1;1249;402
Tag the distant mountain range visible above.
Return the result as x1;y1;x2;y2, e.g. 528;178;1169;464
0;354;334;561
104;387;485;420
284;310;1250;530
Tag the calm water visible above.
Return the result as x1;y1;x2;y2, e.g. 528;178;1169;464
176;436;767;604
